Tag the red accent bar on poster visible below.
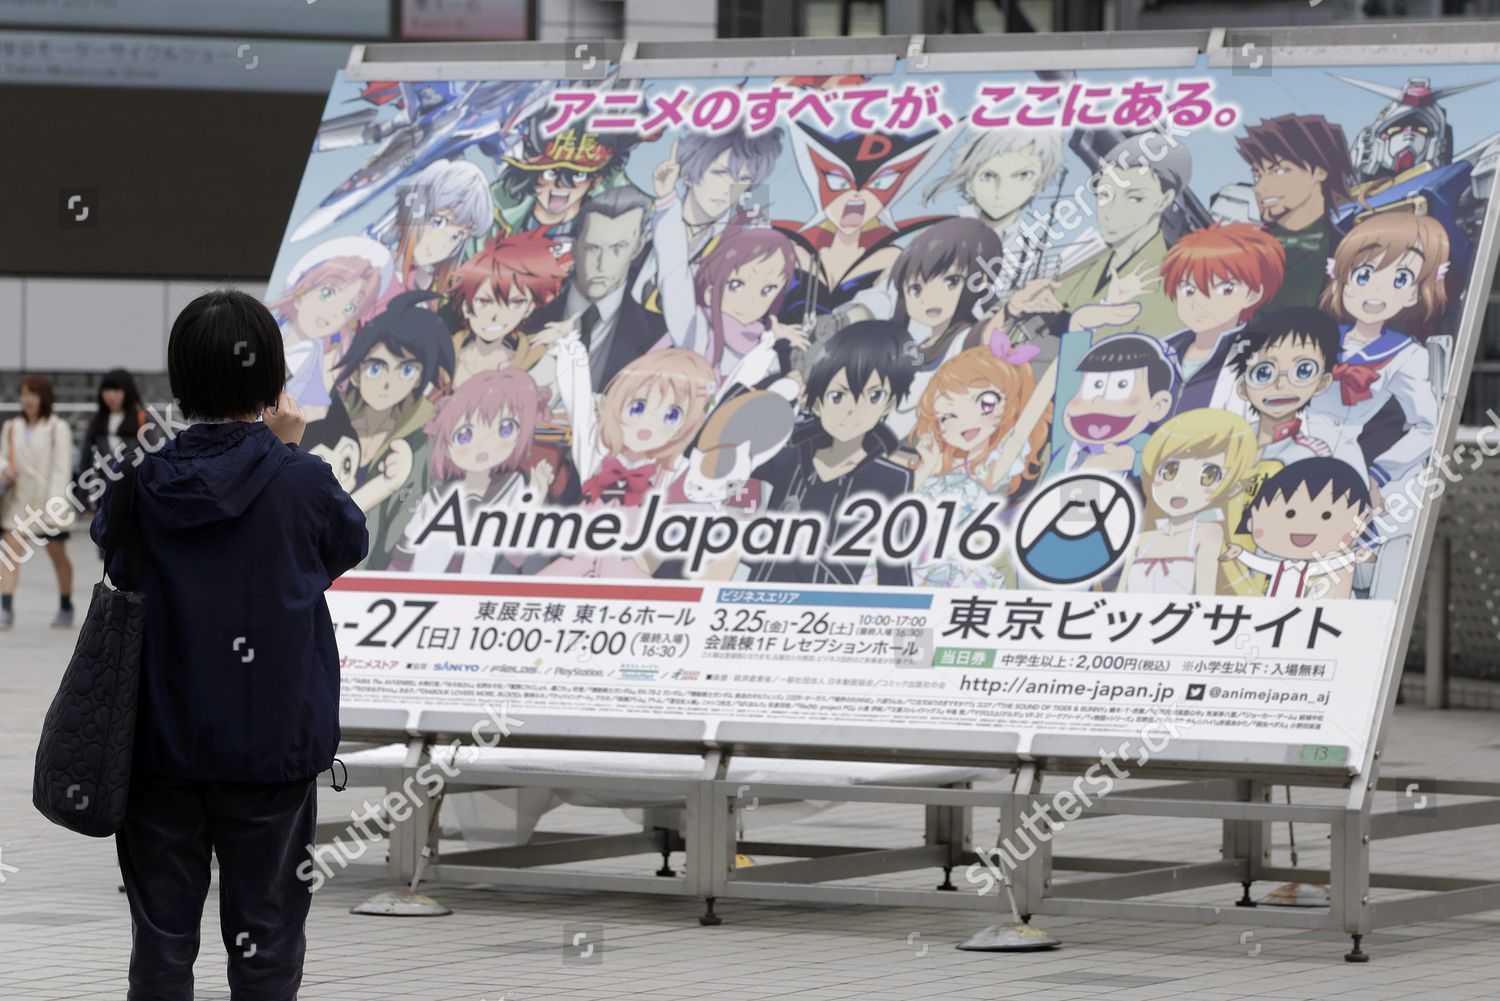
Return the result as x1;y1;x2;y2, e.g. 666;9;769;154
330;576;703;603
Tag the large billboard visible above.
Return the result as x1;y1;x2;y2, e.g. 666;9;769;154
269;52;1499;767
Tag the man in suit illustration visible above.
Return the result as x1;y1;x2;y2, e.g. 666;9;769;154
533;185;666;393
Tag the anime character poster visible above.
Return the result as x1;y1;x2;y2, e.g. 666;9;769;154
270;58;1499;753
273;62;1495;602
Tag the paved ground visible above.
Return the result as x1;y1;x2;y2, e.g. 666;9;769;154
2;533;1499;1000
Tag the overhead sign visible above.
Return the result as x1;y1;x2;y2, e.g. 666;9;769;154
0;30;347;92
0;0;392;38
272;50;1499;768
400;0;528;40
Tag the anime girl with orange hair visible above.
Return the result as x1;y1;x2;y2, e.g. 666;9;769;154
1308;210;1446;603
910;344;1051;587
1309;211;1444;498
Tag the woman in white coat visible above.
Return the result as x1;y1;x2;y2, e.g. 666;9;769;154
0;374;76;629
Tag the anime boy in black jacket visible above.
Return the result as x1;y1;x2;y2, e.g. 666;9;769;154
749;319;917;586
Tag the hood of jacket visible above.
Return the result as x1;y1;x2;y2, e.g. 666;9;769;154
134;421;291;533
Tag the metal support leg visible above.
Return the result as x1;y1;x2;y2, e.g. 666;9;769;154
683;754;713;899
1333;771;1375;961
408;787;446;891
957;766;1060;952
387;737;435;884
699;749;731;926
1005;764;1044;917
1222;779;1264;906
1425;534;1450;710
655;827;676;877
925;782;972;891
351;737;452;918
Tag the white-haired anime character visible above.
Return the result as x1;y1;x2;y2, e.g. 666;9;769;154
923;129;1069;299
374;157;494;294
270;235;394;418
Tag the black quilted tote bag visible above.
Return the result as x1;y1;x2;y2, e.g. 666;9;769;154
33;462;144;837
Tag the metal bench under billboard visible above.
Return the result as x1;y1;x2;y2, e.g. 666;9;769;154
269;24;1500;957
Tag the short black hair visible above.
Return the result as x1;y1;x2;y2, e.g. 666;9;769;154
807;319;918;408
302;395;357;453
1078;333;1175;397
1239;457;1372;533
168;289;286;420
1231;307;1342;377
334;290;456;392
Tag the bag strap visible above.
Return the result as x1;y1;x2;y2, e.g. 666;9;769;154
101;460;141;591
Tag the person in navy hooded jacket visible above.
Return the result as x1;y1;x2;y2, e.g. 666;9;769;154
92;289;367;1001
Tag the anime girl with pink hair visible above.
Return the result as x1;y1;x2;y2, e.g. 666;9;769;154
270;235;393;416
389;367;568;575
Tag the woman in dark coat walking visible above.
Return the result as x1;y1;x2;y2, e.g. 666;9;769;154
78;368;150;507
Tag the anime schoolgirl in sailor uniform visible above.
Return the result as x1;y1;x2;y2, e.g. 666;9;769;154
1308;212;1445;493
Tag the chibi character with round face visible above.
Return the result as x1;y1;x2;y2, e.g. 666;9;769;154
1053;331;1177;478
1221;457;1375;600
1119;410;1258;596
910;346;1050;588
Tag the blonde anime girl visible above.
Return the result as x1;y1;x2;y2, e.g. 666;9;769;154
1119;410;1259;596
